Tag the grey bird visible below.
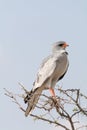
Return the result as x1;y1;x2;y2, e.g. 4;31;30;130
24;41;69;116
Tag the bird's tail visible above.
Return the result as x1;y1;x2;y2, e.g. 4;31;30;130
24;87;43;116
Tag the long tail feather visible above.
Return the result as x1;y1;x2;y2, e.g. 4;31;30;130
24;87;43;116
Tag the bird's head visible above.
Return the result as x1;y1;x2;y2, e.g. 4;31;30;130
52;41;69;53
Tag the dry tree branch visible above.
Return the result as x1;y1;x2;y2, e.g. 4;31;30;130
4;85;87;130
30;114;70;130
4;88;25;112
58;88;87;116
76;125;87;130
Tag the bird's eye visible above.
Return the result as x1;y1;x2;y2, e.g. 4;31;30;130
58;43;64;47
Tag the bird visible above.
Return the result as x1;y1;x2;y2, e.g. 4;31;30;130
24;41;69;116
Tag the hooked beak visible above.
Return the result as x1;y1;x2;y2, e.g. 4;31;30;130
62;43;69;48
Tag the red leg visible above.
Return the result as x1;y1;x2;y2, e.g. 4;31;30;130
49;88;55;97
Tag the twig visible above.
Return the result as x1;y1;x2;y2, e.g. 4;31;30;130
4;88;25;112
4;87;87;130
30;114;70;130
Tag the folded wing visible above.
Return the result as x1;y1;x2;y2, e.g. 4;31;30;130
33;55;56;90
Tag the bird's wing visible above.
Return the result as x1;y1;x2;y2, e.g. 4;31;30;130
33;55;56;90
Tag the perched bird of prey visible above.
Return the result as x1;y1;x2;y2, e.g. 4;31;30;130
24;41;69;116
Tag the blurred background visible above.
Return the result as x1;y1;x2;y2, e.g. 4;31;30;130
0;0;87;130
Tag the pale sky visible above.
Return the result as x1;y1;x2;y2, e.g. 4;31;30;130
0;0;87;130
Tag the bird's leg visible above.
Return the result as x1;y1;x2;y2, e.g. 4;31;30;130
49;88;55;97
49;88;60;110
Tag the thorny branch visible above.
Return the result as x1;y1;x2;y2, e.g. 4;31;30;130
58;88;87;116
4;84;87;130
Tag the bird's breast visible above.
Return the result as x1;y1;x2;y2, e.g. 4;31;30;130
52;53;69;80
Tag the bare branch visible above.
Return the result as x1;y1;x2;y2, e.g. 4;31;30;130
4;88;25;112
30;114;70;130
4;86;87;130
